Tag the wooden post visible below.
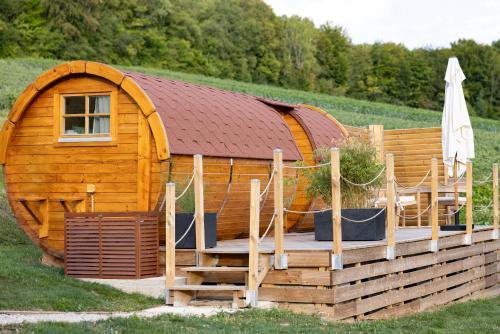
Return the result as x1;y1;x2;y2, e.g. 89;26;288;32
430;158;439;252
385;153;396;259
247;179;260;307
493;163;499;239
465;160;473;245
369;124;384;164
194;154;205;257
273;149;287;269
165;182;176;304
331;148;343;269
416;190;422;228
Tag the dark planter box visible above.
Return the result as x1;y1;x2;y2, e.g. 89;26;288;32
440;224;474;231
314;208;386;241
175;213;217;249
439;211;474;231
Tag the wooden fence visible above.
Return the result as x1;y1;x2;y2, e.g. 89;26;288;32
259;230;500;320
64;212;159;279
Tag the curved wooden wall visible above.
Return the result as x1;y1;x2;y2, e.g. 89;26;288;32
2;62;348;257
4;76;154;255
0;61;169;164
281;113;316;232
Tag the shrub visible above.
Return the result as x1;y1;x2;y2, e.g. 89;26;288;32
305;141;384;208
176;178;196;213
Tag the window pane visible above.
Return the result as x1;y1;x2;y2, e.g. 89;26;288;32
64;117;85;134
89;116;110;134
89;95;110;114
64;96;85;115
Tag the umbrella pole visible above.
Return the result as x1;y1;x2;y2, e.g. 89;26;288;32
454;154;459;225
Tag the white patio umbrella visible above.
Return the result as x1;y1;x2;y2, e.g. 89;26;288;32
442;57;475;178
441;57;474;223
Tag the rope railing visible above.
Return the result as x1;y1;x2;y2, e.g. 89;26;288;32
284;172;299;210
283;161;331;169
217;158;234;218
476;201;493;211
175;213;196;246
442;202;467;216
258;213;276;243
394;170;431;189
440;173;466;187
259;168;276;213
203;172;270;176
284;207;332;214
260;169;276;199
175;171;195;200
341;206;387;223
340;165;386;188
474;174;493;185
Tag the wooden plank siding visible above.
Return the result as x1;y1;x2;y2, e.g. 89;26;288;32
5;77;145;252
155;155;311;241
154;112;321;242
384;127;446;226
166;228;499;319
281;113;316;232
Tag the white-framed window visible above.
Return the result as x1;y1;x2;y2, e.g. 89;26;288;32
62;94;111;136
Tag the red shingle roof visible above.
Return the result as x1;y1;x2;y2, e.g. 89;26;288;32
290;106;346;150
125;72;302;161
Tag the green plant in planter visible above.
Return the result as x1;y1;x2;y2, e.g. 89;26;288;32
176;178;196;213
305;141;384;208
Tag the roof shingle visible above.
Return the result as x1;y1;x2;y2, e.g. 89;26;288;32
290;106;346;150
125;72;303;161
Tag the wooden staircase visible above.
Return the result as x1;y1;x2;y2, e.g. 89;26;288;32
170;253;272;308
164;165;283;308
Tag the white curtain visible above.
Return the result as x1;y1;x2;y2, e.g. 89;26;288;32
93;96;110;134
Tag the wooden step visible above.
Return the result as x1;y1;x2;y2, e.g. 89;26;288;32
171;284;246;291
181;266;249;273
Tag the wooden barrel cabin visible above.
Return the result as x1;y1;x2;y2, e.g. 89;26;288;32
0;61;347;261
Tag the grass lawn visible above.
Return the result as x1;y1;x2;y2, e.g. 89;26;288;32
3;297;500;333
0;216;161;312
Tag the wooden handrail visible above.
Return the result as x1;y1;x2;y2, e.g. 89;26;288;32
465;161;473;244
331;148;343;269
273;149;286;269
385;153;396;259
430;158;439;252
165;182;176;304
247;179;260;307
194;154;205;254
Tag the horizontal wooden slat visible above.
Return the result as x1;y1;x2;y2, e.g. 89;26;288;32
65;211;159;279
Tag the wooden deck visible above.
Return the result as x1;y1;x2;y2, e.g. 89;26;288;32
203;225;493;253
166;226;500;319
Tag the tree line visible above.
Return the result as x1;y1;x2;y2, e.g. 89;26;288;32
1;0;498;119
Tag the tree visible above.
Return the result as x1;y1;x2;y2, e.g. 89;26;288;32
316;23;350;94
0;0;498;120
280;15;319;90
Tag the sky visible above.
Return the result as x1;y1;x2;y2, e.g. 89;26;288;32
264;0;500;49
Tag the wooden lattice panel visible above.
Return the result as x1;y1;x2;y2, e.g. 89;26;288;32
384;127;446;226
64;212;159;279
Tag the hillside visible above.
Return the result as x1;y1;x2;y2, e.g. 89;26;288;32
0;58;498;220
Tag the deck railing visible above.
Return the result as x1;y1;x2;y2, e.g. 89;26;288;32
163;143;499;305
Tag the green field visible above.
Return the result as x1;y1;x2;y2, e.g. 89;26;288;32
0;57;499;332
1;58;498;222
